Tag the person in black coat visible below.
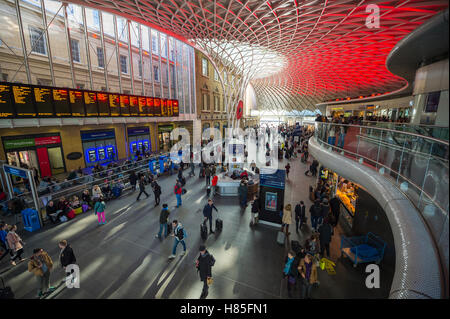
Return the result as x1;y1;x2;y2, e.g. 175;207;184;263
196;245;215;299
136;176;149;201
59;240;77;284
329;197;341;228
203;199;218;233
295;201;306;232
129;171;138;191
318;218;333;257
152;181;162;206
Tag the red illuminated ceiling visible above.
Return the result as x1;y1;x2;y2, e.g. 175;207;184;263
69;0;448;111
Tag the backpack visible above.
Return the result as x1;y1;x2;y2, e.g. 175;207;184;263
176;226;187;240
209;254;216;267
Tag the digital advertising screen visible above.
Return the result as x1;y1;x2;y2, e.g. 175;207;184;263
146;97;154;116
0;83;15;118
97;147;106;161
12;84;36;117
109;94;120;116
84;91;98;117
129;95;139;116
69;90;85;117
97;92;110;116
153;98;161;117
52;88;71;117
34;86;54;117
86;148;97;163
106;145;115;159
138;96;148;116
265;192;278;212
119;94;130;116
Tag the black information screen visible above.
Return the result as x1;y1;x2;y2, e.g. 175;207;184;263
173;99;179;116
129;96;139;116
0;84;14;118
167;100;173;117
97;92;110;117
98;148;106;160
146;97;154;117
109;94;120;116
12;84;36;117
34;87;54;117
153;98;161;117
53;89;71;116
84;91;98;117
69;90;85;117
161;99;168;117
120;95;130;116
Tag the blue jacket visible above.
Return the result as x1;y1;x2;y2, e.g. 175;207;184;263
283;256;294;275
203;204;218;219
0;230;7;244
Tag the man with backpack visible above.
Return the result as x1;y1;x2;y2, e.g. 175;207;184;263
174;181;183;207
155;204;170;239
196;245;215;299
169;220;187;259
203;199;218;234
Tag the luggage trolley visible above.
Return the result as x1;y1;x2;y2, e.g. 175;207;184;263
340;232;386;267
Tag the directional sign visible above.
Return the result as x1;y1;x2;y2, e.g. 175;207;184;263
4;165;28;179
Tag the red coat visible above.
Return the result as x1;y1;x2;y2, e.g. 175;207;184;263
174;184;182;195
211;176;218;186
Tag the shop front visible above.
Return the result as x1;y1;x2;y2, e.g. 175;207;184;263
158;124;174;152
127;126;151;156
80;129;117;167
2;133;65;178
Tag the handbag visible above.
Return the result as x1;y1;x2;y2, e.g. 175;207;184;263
207;277;213;286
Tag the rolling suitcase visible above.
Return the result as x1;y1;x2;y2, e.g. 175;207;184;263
200;222;208;240
206;186;211;197
276;231;285;245
167;222;173;234
0;277;14;299
215;218;223;232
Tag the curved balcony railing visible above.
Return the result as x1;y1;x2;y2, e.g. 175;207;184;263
306;121;449;294
362;121;449;142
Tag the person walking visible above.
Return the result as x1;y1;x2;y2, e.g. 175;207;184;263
169;220;187;259
0;222;13;262
174;181;183;207
295;201;306;233
59;240;77;285
211;174;218;198
189;161;195;177
283;251;300;298
319;198;330;227
129;171;138;191
203;199;218;234
329;196;341;228
298;254;318;299
94;196;107;225
28;248;55;297
250;196;260;226
152;181;162;207
205;165;211;187
281;204;292;236
196;245;215;299
318;218;333;258
238;181;248;209
6;224;25;266
155;204;170;239
285;163;291;179
136;176;149;201
310;200;322;232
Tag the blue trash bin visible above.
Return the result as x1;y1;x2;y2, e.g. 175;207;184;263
22;208;41;232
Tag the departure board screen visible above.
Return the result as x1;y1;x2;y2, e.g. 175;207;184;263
172;99;179;116
167;99;173;117
153;98;161;117
129;95;139;116
146;97;154;116
119;95;130;116
97;92;110;116
161;98;168;117
0;84;15;118
69;90;85;117
138;96;147;116
109;94;120;116
34;87;54;117
12;84;36;117
53;88;71;116
84;91;98;116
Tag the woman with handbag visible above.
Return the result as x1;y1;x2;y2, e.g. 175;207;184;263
6;224;25;266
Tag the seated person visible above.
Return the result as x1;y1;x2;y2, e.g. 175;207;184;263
57;197;70;214
81;189;92;207
70;195;80;209
92;185;103;200
46;200;64;224
101;181;112;200
240;170;249;179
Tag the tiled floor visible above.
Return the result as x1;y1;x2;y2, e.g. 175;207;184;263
0;147;392;299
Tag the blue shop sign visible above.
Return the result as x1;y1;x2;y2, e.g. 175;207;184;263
260;168;286;189
127;127;150;136
81;130;115;141
4;165;28;179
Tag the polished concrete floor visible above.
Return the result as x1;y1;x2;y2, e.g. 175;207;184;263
0;150;392;299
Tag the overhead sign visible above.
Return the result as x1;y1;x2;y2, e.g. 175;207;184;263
260;168;286;189
3;165;28;179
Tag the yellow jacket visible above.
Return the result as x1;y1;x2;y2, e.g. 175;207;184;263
28;251;53;277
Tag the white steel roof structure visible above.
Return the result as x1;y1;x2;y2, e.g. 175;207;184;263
68;0;448;119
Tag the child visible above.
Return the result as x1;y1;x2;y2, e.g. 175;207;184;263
70;195;80;209
94;196;106;225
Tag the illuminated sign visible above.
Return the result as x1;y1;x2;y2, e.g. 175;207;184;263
84;91;98;116
53;88;71;116
0;84;14;118
109;94;120;116
138;96;147;116
153;98;161;117
119;95;130;116
34;87;54;116
129;95;139;116
12;84;36;117
69;90;85;116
